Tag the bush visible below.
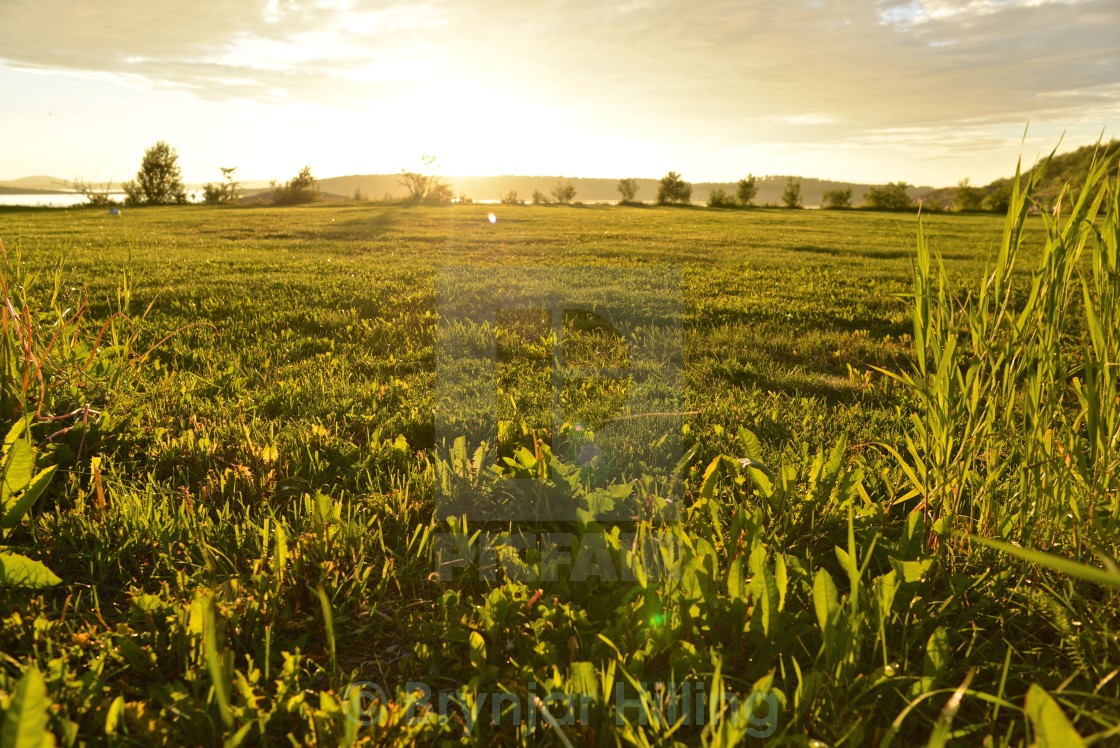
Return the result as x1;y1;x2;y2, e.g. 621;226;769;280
657;171;692;204
782;178;802;209
500;190;523;205
617;178;640;203
399;156;451;204
736;175;758;206
271;166;320;206
863;182;912;210
202;169;240;206
707;188;737;208
955;178;983;211
68;178;118;207
981;182;1013;213
532;189;550;205
551;180;577;204
822;187;852;209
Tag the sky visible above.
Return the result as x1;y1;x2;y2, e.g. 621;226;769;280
1;0;1117;187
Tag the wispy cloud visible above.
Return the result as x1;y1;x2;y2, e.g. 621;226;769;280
0;0;1116;183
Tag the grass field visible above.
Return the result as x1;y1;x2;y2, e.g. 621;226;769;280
1;169;1118;746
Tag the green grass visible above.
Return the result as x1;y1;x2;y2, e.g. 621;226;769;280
0;177;1117;747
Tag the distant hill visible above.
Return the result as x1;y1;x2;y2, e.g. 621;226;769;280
921;140;1120;212
0;176;70;193
318;173;935;207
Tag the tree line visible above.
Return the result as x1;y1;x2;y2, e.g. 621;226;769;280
73;139;1052;212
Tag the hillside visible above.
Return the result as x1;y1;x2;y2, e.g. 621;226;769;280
318;173;934;206
922;140;1120;211
0;176;70;194
0;175;69;191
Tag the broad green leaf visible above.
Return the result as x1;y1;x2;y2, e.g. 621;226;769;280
0;553;61;588
469;631;487;671
889;556;933;585
737;427;764;461
774;554;788;612
924;627;950;680
812;568;838;635
913;626;951;695
104;695;126;736
0;665;56;748
570;662;599;700
727;557;746;602
2;466;56;530
746;465;775;498
699;456;722;500
1025;684;1085;748
749;546;778;637
1;437;34;504
875;570;899;619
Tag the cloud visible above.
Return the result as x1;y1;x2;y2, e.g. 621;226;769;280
0;0;448;101
877;0;1082;29
0;0;1116;180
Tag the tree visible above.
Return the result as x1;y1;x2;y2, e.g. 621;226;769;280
202;166;240;205
399;155;451;204
68;177;117;207
202;183;224;205
551;180;577;204
617;178;640;203
657;171;692;204
271;165;320;206
736;175;758;206
122;141;187;206
782;178;802;209
864;182;912;210
501;190;523;205
427;182;454;203
981;181;1013;213
955;178;983;212
532;189;550;205
822;187;853;209
707;188;737;208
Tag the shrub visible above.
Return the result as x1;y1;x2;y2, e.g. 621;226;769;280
822;187;852;209
782;178;802;209
399;155;451;203
736;175;758;206
532;189;550;205
617;178;640;203
657;171;692;204
707;188;737;208
551;180;577;204
863;182;912;210
68;178;118;207
501;190;523;205
955;178;983;211
271;166;320;206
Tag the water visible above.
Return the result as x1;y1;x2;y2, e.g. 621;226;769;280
0;193;127;208
0;194;629;208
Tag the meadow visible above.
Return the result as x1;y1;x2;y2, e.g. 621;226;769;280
0;160;1118;746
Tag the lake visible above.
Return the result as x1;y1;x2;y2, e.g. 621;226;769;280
0;193;127;208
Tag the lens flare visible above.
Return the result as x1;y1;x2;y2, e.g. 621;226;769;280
487;212;497;224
